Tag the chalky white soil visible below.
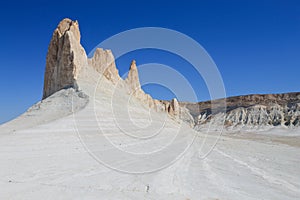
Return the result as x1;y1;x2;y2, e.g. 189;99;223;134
1;74;299;200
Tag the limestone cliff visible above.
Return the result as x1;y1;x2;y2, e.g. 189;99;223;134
42;18;179;118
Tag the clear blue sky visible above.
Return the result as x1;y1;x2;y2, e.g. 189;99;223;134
0;0;299;124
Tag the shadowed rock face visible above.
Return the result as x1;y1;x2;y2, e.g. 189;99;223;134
180;93;300;128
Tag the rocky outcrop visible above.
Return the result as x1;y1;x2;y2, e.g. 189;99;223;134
123;60;167;112
180;93;300;129
42;18;177;118
88;48;120;84
163;98;180;117
43;18;299;130
43;18;88;99
170;98;180;116
125;60;141;92
160;99;193;124
223;104;300;127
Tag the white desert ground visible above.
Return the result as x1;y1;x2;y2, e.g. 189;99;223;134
0;68;300;200
0;18;300;199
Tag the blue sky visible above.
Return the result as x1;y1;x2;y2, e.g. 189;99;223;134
0;0;299;124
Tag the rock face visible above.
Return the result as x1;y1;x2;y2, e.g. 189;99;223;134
88;48;120;84
124;60;167;112
125;60;141;92
42;18;174;117
161;99;193;124
43;18;88;99
223;104;300;127
180;93;300;129
170;98;180;116
163;98;180;117
43;18;300;129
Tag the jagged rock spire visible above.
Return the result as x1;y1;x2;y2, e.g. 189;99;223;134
42;18;178;119
88;48;120;84
125;60;141;92
42;18;87;99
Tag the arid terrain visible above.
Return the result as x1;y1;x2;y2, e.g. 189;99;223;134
0;18;299;200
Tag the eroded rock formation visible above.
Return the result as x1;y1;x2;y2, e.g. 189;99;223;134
125;60;140;91
180;93;300;128
43;18;88;99
43;18;299;129
42;18;178;118
88;48;120;84
162;98;180;117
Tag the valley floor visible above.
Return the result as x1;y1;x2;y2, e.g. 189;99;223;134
0;110;299;199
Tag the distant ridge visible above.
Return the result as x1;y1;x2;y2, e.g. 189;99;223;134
179;92;300;129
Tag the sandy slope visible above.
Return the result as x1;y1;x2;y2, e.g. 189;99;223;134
1;73;299;199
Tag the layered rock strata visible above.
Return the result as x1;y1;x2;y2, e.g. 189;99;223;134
180;93;300;128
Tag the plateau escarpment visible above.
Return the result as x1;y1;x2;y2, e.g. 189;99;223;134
179;93;300;130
